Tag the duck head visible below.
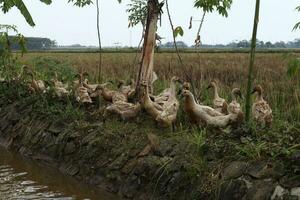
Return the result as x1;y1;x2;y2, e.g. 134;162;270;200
251;85;263;95
75;71;89;84
207;80;217;90
178;82;191;95
181;89;192;98
232;88;243;100
117;80;125;89
171;76;183;84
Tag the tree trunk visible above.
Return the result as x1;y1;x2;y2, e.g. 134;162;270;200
245;0;260;123
136;0;160;98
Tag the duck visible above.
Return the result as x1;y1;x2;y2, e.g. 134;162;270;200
25;71;47;93
73;71;89;89
82;78;100;94
140;81;179;128
75;85;92;104
182;89;242;128
89;82;111;99
228;88;243;115
150;76;181;108
73;72;92;103
251;85;273;126
51;72;70;97
95;84;125;103
207;80;228;114
105;101;141;121
118;79;136;100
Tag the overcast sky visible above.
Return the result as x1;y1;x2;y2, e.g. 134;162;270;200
1;0;299;46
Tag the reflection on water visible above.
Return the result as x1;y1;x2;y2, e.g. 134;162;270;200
0;146;119;200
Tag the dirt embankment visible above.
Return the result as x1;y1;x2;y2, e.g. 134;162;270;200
0;95;299;199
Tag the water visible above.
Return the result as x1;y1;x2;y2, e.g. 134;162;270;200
0;146;119;200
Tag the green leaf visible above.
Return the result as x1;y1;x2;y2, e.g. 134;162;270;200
13;0;35;26
194;0;232;17
293;22;300;31
67;0;93;7
40;0;52;5
174;26;184;37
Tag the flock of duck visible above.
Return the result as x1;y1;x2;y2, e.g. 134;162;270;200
3;66;273;129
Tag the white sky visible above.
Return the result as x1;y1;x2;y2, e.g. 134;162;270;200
1;0;299;46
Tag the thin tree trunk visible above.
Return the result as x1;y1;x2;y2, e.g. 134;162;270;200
165;0;200;102
165;0;182;65
136;0;160;98
96;0;102;83
245;0;260;123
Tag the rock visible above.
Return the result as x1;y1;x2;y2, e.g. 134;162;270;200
222;161;248;180
246;180;275;200
219;179;247;200
282;194;299;200
64;142;76;155
59;163;79;176
280;175;300;189
247;160;285;179
271;185;287;200
290;187;300;198
47;122;63;135
290;150;300;165
121;159;138;174
158;139;175;156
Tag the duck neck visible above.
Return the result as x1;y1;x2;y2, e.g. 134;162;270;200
170;80;177;96
185;93;197;109
256;92;263;101
213;84;219;99
231;92;237;102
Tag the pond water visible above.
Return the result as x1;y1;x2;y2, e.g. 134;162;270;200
0;146;119;200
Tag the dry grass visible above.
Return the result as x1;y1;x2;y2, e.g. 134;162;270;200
20;52;300;122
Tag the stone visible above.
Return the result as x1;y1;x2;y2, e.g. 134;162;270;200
59;163;79;176
246;180;275;200
64;142;76;155
247;160;285;179
222;161;248;180
290;187;300;198
219;179;247;200
271;185;287;200
280;175;300;189
290;150;300;165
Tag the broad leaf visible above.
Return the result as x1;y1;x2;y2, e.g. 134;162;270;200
174;26;184;37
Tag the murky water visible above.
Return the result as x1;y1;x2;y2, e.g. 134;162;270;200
0;146;119;200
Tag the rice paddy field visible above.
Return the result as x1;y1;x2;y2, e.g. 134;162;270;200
20;52;300;123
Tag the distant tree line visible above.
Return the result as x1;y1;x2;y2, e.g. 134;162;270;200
161;39;300;49
9;36;57;50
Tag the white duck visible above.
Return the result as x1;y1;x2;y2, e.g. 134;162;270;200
251;85;273;126
182;89;242;128
26;72;47;93
151;76;181;108
207;80;228;114
228;88;243;115
141;81;179;128
51;73;70;97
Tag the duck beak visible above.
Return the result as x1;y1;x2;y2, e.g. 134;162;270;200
251;90;256;94
206;85;212;90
